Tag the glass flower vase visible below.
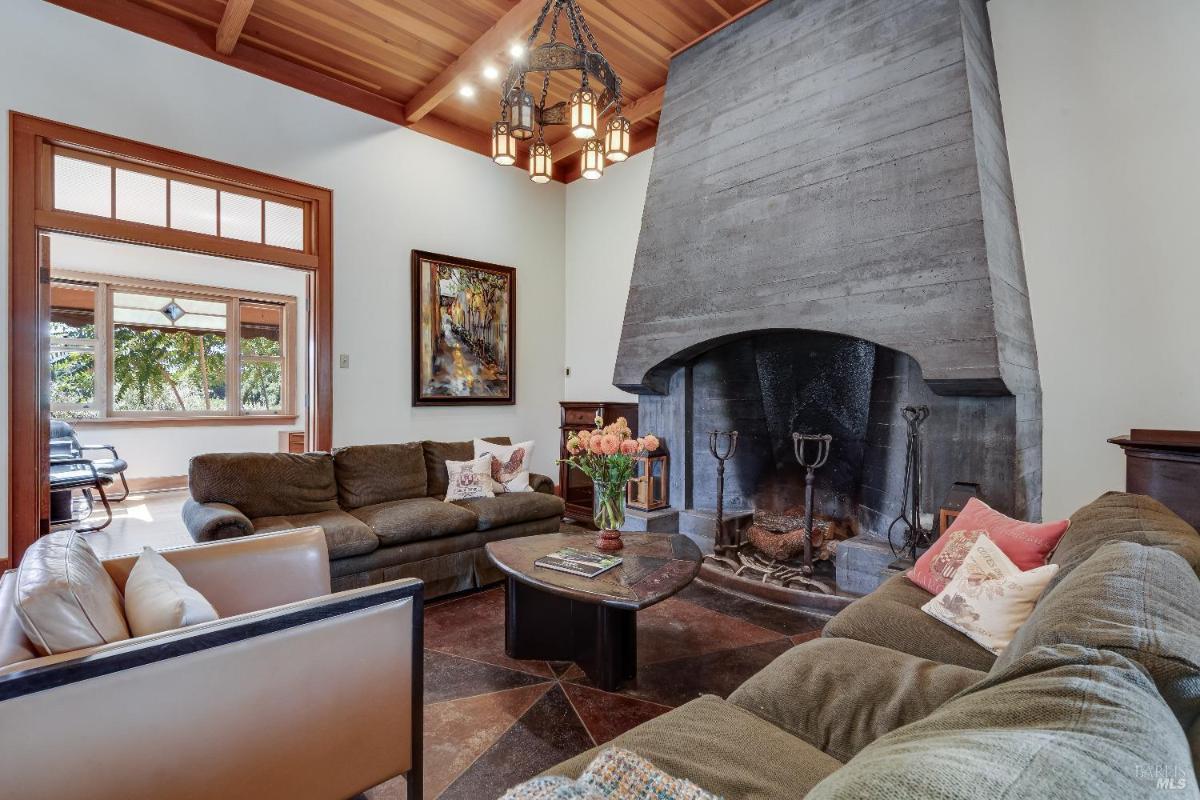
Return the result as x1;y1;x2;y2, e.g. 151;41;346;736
592;479;626;551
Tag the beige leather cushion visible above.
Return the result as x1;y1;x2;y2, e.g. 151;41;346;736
14;530;130;655
123;547;219;637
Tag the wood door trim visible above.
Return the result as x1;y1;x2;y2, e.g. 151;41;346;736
9;112;334;565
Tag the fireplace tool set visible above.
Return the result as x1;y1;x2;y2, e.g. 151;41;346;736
888;405;935;569
704;430;740;569
704;428;837;595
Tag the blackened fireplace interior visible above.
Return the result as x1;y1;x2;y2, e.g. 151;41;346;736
638;330;1021;595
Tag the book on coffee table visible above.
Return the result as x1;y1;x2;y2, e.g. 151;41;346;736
534;548;623;579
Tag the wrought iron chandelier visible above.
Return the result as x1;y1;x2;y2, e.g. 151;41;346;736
491;0;630;183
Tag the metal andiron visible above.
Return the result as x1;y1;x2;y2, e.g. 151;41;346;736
704;429;838;595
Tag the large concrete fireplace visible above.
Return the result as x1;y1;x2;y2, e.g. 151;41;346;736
616;0;1041;596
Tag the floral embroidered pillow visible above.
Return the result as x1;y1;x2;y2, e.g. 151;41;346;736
474;439;534;493
444;455;496;502
922;534;1058;654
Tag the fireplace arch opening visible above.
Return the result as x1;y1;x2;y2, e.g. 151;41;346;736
634;328;1024;597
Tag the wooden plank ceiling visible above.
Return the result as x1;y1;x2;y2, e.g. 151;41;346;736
48;0;768;182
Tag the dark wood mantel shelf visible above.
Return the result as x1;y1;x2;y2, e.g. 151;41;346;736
1108;430;1200;530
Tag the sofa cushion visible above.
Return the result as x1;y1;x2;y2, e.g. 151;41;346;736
542;695;842;799
13;530;130;656
822;573;996;671
190;452;339;520
452;492;565;531
994;540;1200;728
1050;491;1200;588
423;437;510;497
252;509;379;559
333;443;427;509
349;497;478;546
729;637;985;763
806;645;1195;800
123;546;219;637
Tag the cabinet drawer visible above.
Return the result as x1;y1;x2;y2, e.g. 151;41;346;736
564;407;602;427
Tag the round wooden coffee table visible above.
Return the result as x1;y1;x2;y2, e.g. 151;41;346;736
485;531;702;691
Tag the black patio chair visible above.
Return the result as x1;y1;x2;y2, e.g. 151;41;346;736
49;419;130;502
49;455;114;531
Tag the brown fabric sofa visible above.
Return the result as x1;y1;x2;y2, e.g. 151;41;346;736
183;438;564;597
543;492;1200;799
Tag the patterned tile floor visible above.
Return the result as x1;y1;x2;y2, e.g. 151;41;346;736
366;580;827;800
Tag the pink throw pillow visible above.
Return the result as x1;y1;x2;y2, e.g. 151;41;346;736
907;497;1070;595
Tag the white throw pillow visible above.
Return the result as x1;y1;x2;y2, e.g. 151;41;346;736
444;454;497;502
921;534;1058;654
124;547;219;637
474;439;535;493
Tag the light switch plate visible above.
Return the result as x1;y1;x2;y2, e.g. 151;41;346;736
339;354;350;368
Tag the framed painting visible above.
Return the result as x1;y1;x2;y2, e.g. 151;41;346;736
411;250;516;405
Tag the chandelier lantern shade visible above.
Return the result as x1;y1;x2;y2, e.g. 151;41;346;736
569;88;598;139
507;90;535;140
529;139;553;183
581;138;605;180
604;116;631;162
491;121;518;166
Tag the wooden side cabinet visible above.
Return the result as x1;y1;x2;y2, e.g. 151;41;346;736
279;430;307;454
1108;429;1200;530
559;401;639;524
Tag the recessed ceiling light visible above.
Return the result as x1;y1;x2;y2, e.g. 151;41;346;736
509;43;525;58
483;65;499;81
459;84;476;98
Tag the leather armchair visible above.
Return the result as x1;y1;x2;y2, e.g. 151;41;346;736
0;528;422;800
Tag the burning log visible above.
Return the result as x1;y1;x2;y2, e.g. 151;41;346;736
747;508;853;562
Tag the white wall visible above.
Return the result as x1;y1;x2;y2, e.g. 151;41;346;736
1;0;566;555
991;0;1200;519
563;149;653;401
50;233;309;480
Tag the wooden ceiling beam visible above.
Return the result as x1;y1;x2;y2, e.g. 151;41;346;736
215;0;255;55
404;0;545;124
47;0;407;124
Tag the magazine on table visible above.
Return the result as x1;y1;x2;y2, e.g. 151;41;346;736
534;548;623;578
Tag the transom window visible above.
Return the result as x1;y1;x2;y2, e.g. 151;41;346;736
50;146;308;251
50;274;296;421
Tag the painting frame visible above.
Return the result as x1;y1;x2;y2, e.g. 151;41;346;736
411;250;516;406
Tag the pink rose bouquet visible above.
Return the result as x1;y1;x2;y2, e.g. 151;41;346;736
561;416;662;532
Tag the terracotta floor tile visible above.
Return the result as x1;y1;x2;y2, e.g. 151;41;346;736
422;683;551;799
438;685;594;799
561;682;671;746
791;630;823;645
636;596;784;666
424;650;551;704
